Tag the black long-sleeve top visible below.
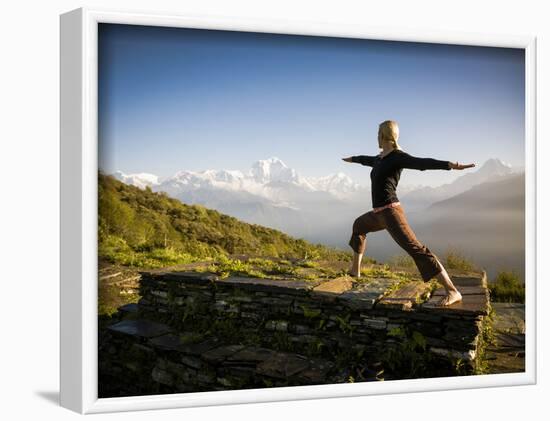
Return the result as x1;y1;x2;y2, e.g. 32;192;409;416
351;149;452;208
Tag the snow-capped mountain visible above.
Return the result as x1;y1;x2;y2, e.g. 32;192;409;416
306;172;362;197
111;156;525;277
250;157;312;187
112;156;522;246
115;158;362;203
113;171;160;189
113;157;518;209
161;169;247;192
112;158;366;239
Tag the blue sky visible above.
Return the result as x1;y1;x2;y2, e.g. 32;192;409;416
98;23;525;187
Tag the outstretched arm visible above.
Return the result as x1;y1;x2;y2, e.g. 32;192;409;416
342;155;377;167
398;152;463;171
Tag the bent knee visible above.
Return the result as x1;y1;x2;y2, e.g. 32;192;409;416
352;218;362;233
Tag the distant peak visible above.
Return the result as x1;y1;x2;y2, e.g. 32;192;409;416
252;157;287;167
249;157;299;184
481;158;512;169
311;172;352;181
112;170;160;188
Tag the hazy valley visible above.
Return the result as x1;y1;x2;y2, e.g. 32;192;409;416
113;157;525;280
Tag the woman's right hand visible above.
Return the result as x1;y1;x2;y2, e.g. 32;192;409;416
449;162;476;170
342;157;354;163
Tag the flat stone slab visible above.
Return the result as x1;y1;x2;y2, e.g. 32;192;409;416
491;303;525;334
216;276;322;295
144;271;219;285
495;332;525;349
450;273;487;288
226;346;278;363
256;352;311;379
485;338;525;374
339;278;400;310
178;338;222;356
377;281;432;310
149;333;185;351
432;286;488;296
312;276;354;294
117;303;139;313
149;334;222;355
421;293;490;316
107;319;172;339
294;358;335;383
202;344;247;363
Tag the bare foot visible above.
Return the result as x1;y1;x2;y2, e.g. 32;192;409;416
437;290;462;306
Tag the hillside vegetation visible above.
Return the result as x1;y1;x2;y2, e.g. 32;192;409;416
488;270;525;303
99;172;351;268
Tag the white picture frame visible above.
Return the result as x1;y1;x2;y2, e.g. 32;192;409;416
60;6;537;414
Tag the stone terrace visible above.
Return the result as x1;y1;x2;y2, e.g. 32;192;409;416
99;270;491;397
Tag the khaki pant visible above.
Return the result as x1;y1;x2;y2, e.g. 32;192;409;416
348;204;442;282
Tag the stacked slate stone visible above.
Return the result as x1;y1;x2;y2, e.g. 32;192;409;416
100;318;340;398
419;281;492;362
99;318;171;398
137;272;489;365
99;270;491;397
137;271;219;331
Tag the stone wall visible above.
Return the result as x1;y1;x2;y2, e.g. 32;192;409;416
99;270;492;397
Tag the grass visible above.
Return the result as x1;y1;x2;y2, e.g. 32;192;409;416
202;255;268;279
386;254;416;269
194;253;397;282
442;247;477;271
358;263;419;283
423;279;440;300
388;248;478;272
297;260;319;268
472;304;498;374
195;255;333;281
489;270;525;303
99;234;201;268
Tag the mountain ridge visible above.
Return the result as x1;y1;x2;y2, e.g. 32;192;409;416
113;157;364;202
400;158;518;210
112;156;517;204
98;172;348;268
110;157;524;254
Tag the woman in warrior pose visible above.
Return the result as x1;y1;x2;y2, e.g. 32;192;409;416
342;120;475;306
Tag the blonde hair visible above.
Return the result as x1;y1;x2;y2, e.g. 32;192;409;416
378;120;402;150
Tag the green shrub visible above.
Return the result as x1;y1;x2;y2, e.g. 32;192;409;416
380;326;437;378
489;270;525;303
148;247;196;265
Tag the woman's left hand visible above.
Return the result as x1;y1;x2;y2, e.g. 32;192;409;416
449;162;476;170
